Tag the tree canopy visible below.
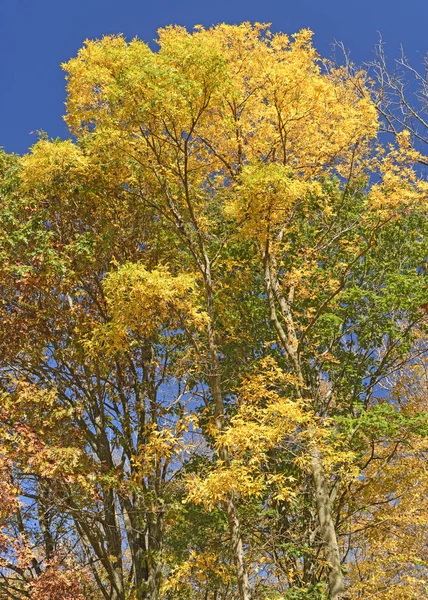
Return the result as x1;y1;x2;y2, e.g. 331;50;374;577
0;22;427;600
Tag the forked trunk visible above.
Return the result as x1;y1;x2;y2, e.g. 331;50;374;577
263;250;345;600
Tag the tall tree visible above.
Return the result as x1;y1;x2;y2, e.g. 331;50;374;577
0;23;427;600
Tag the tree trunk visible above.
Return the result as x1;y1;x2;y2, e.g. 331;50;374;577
162;180;251;600
263;249;345;599
145;512;163;600
311;448;345;600
204;266;252;600
225;495;251;600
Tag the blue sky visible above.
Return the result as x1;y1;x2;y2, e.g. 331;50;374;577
1;0;427;154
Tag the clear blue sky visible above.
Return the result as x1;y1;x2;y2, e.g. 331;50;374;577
1;0;427;154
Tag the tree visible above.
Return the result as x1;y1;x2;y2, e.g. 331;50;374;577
344;360;428;599
0;23;427;600
0;143;205;600
334;37;428;165
370;40;428;164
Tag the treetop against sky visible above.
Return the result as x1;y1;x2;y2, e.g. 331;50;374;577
0;0;427;154
0;21;427;600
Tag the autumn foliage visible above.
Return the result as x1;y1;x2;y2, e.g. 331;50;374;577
0;23;427;600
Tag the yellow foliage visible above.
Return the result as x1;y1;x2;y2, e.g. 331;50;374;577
21;139;93;192
346;365;428;599
187;357;360;510
61;23;381;246
131;414;196;483
161;549;233;596
86;263;208;354
7;22;426;598
0;382;88;484
225;164;322;240
186;460;265;509
369;133;428;215
186;358;309;508
347;437;428;599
